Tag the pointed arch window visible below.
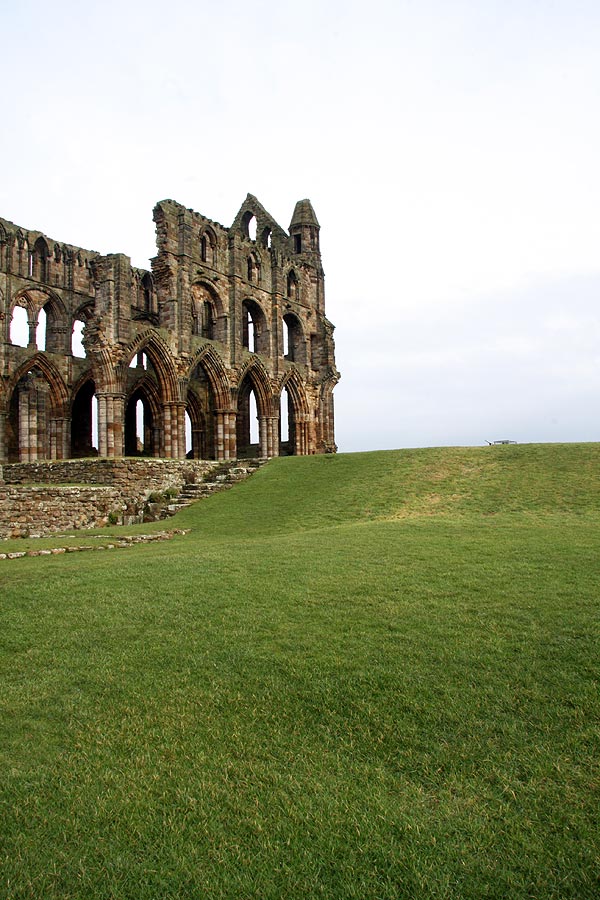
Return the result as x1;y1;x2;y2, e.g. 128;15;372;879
32;237;50;282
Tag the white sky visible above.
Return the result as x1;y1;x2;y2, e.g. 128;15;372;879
2;0;600;451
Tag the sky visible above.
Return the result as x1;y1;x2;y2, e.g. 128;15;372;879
2;0;600;452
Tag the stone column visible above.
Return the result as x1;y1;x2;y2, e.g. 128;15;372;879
0;411;6;463
258;415;269;458
214;409;225;460
18;382;31;461
259;415;279;458
268;416;280;458
27;318;37;350
48;417;69;460
97;392;125;457
226;410;237;460
162;402;186;458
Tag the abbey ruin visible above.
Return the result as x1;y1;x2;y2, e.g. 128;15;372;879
0;195;339;464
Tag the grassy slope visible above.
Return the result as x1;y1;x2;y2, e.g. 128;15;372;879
1;445;599;899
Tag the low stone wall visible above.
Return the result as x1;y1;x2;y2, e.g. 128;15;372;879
0;458;222;539
0;485;125;539
3;458;217;489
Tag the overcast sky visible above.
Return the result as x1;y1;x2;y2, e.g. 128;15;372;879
2;0;600;451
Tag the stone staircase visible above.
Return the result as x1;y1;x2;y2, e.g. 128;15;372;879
160;458;266;519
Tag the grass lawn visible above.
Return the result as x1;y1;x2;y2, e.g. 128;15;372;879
1;444;599;898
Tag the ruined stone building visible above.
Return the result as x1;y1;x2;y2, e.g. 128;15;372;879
0;196;339;463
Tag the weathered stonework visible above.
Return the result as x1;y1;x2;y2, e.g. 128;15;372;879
0;457;259;538
0;195;339;463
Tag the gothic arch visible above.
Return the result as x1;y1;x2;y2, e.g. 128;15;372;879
70;373;97;458
124;372;163;456
236;356;273;415
185;387;208;459
279;368;310;456
10;286;69;353
199;226;217;264
6;353;69;415
190;281;226;342
241;297;269;354
121;330;179;403
32;236;50;282
282;310;306;364
5;355;70;462
281;367;309;417
188;343;231;410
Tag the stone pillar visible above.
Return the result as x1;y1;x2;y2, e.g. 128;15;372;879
162;402;186;458
294;417;308;456
214;409;225;460
97;392;125;457
19;383;31;461
48;417;68;460
27;318;37;350
268;416;280;458
163;403;172;458
0;411;6;463
258;415;269;458
259;416;279;458
212;409;236;460
36;386;47;459
226;410;237;460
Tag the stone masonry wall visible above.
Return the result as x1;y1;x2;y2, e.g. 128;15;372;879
0;458;223;539
0;485;124;539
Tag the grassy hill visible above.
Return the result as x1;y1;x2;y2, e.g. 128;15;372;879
1;444;599;899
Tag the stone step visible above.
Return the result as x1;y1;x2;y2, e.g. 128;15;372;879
157;458;268;520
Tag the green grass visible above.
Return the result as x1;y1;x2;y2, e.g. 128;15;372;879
1;444;599;899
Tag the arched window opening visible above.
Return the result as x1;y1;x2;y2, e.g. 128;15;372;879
7;366;55;462
287;270;299;300
188;366;215;459
242;299;268;355
33;237;49;282
36;307;47;351
199;229;216;265
10;306;28;347
244;308;256;352
261;227;272;249
241;211;257;241
92;394;98;449
280;389;289;444
249;390;259;445
283;312;303;363
72;319;86;358
236;375;262;458
279;384;300;456
136;399;144;451
185;410;192;457
142;273;153;312
71;380;98;458
283;320;289;357
124;389;156;456
191;283;224;342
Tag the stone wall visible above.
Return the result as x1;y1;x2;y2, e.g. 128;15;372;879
0;485;124;539
3;457;217;488
0;458;223;539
